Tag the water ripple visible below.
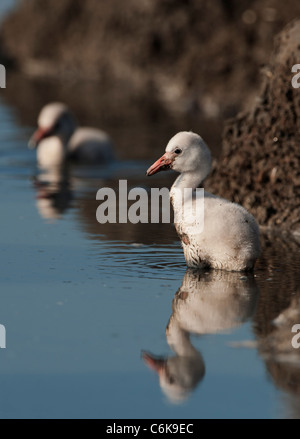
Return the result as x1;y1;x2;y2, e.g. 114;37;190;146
91;240;186;280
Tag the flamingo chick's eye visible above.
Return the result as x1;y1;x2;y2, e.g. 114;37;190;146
174;148;182;154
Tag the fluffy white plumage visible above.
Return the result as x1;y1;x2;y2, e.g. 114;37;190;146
147;131;261;271
29;102;114;168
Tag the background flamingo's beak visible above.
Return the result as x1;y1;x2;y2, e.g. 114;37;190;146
28;127;51;149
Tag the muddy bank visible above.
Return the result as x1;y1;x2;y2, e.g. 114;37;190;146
2;0;300;119
206;19;300;233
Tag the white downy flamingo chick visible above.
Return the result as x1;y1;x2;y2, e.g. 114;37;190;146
146;131;260;271
29;102;114;168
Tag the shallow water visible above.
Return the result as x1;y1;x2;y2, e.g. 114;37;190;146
0;94;300;420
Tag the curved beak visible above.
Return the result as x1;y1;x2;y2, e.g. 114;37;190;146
142;351;166;374
28;127;51;149
146;152;175;176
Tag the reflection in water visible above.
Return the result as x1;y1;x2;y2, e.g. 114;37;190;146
31;159;181;248
253;255;300;420
72;171;180;247
248;230;300;418
32;165;73;221
143;269;259;403
258;296;300;419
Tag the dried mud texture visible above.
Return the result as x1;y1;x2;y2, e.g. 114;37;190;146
206;19;300;233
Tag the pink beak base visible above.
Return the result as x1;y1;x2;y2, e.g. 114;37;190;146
146;152;174;176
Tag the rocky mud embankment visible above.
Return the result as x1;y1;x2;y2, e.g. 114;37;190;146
205;19;300;235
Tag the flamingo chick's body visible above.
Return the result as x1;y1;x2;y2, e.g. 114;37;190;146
146;131;260;271
29;102;114;168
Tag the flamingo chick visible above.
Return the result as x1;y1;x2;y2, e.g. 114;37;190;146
146;131;260;271
29;102;114;168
